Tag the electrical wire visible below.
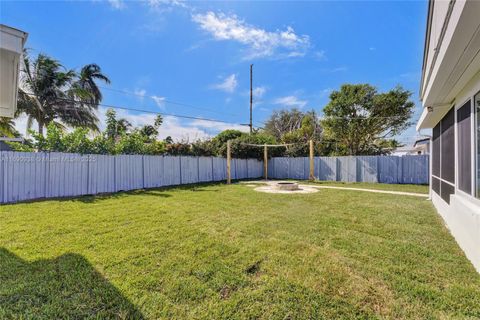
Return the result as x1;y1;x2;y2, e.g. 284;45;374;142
21;92;250;127
97;85;243;118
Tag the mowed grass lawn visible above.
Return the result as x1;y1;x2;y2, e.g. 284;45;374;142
1;183;479;319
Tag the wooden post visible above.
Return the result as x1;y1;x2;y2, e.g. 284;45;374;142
309;139;314;181
264;144;268;180
227;140;231;184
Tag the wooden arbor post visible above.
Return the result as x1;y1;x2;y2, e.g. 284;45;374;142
309;139;315;181
227;140;231;184
264;144;268;180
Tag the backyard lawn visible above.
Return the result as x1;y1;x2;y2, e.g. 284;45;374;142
1;182;479;319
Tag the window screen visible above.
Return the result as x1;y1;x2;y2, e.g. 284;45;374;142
441;181;455;204
440;108;455;184
432;123;441;178
476;92;480;198
457;100;472;194
432;177;440;195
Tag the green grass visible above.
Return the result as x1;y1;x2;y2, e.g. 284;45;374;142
307;181;430;194
1;183;479;319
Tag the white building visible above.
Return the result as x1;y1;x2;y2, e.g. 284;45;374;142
417;0;480;272
0;24;28;118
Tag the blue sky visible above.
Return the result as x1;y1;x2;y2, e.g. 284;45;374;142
2;0;428;143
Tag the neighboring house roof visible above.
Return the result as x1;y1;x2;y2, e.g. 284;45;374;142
414;138;430;148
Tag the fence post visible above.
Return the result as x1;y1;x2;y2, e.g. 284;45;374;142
309;140;314;180
264;144;268;180
227;140;231;184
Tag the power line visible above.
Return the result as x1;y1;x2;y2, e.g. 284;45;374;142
97;85;243;118
21;92;250;127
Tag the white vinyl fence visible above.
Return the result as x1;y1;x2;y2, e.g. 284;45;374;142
267;155;429;184
0;152;263;204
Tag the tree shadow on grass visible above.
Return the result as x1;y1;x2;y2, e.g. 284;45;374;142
0;248;144;319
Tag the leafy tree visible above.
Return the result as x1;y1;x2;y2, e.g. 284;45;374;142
144;140;167;155
263;109;322;157
16;52;110;135
154;114;163;128
213;129;245;144
224;133;283;160
105;109;131;141
5;141;35;152
190;139;216;156
117;119;132;135
30;123;66;152
91;135;116;155
263;108;305;141
164;136;174;144
211;129;246;156
115;132;147;155
165;142;193;156
322;84;414;155
139;115;163;142
281;113;323;156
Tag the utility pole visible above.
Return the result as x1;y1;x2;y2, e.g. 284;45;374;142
249;64;253;134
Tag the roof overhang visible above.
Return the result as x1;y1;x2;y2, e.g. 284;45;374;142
0;24;28;118
417;103;452;131
417;0;480;129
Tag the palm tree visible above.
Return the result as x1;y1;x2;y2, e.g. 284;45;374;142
117;118;132;135
62;64;111;131
16;52;110;135
0;117;18;137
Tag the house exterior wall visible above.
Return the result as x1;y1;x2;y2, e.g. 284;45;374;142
418;0;480;272
0;24;28;118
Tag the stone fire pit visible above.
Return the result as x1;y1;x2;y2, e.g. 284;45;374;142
273;182;300;191
248;180;319;194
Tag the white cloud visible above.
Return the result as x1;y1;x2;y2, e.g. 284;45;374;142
12;114;73;137
211;74;238;93
147;0;187;9
188;119;249;133
134;88;147;100
192;11;310;60
13;107;246;142
95;107;210;141
151;95;166;108
323;66;348;73
107;0;125;10
95;107;248;141
253;86;266;98
314;50;327;60
273;95;308;109
399;71;421;82
319;88;332;98
159;117;211;141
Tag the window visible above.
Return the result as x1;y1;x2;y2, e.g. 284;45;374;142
476;92;480;198
432;123;440;177
441;108;455;184
431;107;455;204
457;100;472;194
